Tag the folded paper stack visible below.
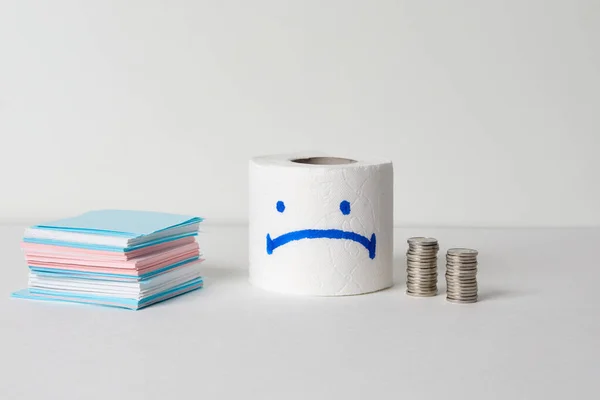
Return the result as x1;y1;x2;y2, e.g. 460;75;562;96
12;210;204;310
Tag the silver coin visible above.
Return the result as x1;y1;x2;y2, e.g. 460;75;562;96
446;252;477;257
446;251;477;256
446;275;477;280
407;265;439;271
447;248;478;256
446;297;478;304
447;289;477;295
447;290;478;295
447;268;477;272
409;261;438;266
446;290;478;295
408;278;438;283
446;282;478;288
408;262;437;266
446;292;478;297
446;261;477;266
407;237;438;245
407;284;438;289
408;242;439;247
446;271;478;276
446;276;476;280
446;268;477;273
446;260;478;266
447;292;478;298
446;287;478;293
446;280;477;286
408;263;438;268
408;273;438;278
408;248;438;253
446;256;478;261
447;289;478;294
408;273;438;279
409;246;439;251
408;255;438;259
446;282;477;287
408;270;438;274
445;258;478;263
407;251;438;256
447;263;477;268
446;274;478;279
407;278;438;283
408;289;438;293
446;279;477;284
409;247;439;252
448;271;475;276
407;276;436;279
447;292;478;297
408;271;438;277
446;269;478;274
407;282;438;287
446;282;477;286
446;256;477;262
408;292;437;296
408;264;438;268
408;260;438;265
447;287;478;293
407;281;437;285
407;279;438;284
407;286;437;291
445;266;478;272
408;249;439;255
447;291;478;297
446;283;478;289
407;291;437;297
408;267;438;272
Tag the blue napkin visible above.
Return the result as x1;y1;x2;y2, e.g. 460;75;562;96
11;277;204;310
33;210;203;238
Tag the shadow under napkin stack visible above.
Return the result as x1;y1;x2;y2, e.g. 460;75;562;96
12;210;204;310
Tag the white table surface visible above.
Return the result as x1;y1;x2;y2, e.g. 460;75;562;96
1;224;599;400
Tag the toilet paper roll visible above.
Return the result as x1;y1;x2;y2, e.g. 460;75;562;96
249;153;393;296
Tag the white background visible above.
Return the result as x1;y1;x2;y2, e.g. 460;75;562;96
2;225;599;400
1;0;599;227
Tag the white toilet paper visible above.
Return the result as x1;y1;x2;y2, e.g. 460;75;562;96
249;153;393;296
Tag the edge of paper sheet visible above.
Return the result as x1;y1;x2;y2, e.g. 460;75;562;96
11;277;204;310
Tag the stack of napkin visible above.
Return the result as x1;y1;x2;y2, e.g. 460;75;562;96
12;210;204;310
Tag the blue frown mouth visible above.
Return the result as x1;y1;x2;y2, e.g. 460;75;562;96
266;229;376;259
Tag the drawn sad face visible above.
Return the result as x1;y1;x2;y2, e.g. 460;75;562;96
266;199;377;259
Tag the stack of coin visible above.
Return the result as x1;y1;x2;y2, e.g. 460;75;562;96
406;237;439;297
445;248;479;303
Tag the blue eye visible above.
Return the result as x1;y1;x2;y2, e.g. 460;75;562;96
276;201;285;213
339;200;351;215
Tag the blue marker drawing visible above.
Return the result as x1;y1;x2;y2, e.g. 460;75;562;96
276;201;285;213
266;200;376;259
267;230;376;259
339;200;351;215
